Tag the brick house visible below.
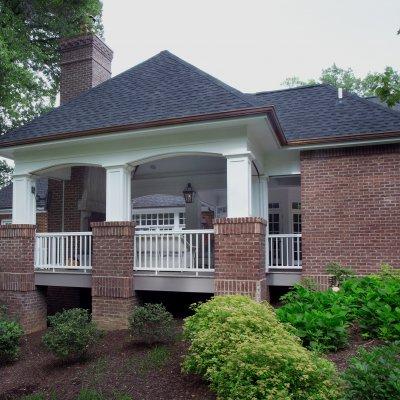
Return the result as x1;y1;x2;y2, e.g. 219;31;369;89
0;34;399;333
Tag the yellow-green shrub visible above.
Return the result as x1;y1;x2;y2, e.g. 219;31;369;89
183;295;342;400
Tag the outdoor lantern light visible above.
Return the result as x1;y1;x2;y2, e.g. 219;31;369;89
183;183;195;204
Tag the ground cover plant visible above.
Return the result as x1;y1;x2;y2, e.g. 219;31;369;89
183;295;342;400
42;308;101;360
128;303;174;344
341;343;400;400
0;306;23;363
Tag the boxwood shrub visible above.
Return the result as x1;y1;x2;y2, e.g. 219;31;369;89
42;308;101;360
0;308;23;362
183;295;342;400
128;303;174;344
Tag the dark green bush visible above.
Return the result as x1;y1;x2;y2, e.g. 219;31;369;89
128;303;174;344
276;285;350;352
42;308;101;360
183;295;342;400
342;343;400;400
0;307;23;362
341;269;400;340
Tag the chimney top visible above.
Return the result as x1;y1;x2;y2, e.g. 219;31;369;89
59;34;113;105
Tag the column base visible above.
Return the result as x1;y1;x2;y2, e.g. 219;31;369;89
92;296;136;330
0;289;47;334
214;278;269;302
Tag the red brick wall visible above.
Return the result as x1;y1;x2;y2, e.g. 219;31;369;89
91;221;136;329
0;225;46;333
0;213;48;232
48;167;85;232
214;218;268;301
301;144;400;284
60;35;113;105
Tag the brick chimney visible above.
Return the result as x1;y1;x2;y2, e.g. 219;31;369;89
59;34;113;105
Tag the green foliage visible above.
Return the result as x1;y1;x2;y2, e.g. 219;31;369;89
341;271;400;340
282;63;400;107
76;389;105;400
277;285;350;352
0;0;103;134
128;303;174;344
183;295;342;400
277;265;400;351
326;262;355;286
0;306;23;362
342;344;400;400
42;308;101;360
0;159;13;189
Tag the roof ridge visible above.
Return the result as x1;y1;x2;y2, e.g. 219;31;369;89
323;84;400;120
161;51;256;107
253;83;328;96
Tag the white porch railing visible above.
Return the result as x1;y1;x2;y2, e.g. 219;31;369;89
267;233;302;269
35;232;92;272
134;229;214;275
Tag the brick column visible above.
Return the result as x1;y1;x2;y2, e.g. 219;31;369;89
91;221;136;329
213;217;268;301
0;225;47;333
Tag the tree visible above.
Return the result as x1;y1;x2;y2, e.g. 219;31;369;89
0;0;103;134
0;159;13;188
282;64;400;107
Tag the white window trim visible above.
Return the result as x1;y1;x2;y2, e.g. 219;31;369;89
133;207;186;231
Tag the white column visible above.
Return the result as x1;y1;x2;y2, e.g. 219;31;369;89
259;175;269;220
105;165;132;221
226;153;252;218
12;174;36;224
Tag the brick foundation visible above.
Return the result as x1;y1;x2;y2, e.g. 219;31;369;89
91;221;136;329
0;225;47;333
301;144;400;287
213;217;268;301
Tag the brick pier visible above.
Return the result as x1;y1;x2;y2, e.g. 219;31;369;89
0;225;47;333
91;221;136;329
213;217;268;301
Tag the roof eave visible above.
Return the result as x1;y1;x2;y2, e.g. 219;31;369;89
286;130;400;148
0;106;287;149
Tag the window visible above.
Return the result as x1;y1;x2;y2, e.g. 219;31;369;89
1;219;12;225
133;210;185;231
269;213;280;234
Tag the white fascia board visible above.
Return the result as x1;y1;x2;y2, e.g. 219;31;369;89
13;125;249;176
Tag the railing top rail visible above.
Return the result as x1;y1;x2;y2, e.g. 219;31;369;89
135;229;215;235
36;232;93;237
268;233;302;238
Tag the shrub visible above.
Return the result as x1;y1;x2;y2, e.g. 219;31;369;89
342;344;400;400
341;271;400;340
183;295;342;400
42;308;101;360
276;285;350;352
0;307;23;362
326;262;355;286
128;303;174;344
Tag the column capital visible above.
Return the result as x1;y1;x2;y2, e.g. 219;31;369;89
224;151;255;160
103;164;134;172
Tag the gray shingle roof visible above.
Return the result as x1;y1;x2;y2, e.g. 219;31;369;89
2;51;400;145
132;194;185;209
0;179;48;210
0;51;254;145
365;96;400;112
250;85;400;141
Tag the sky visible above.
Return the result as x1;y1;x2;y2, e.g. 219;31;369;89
102;0;400;93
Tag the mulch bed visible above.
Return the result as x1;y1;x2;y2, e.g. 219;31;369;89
0;326;215;400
